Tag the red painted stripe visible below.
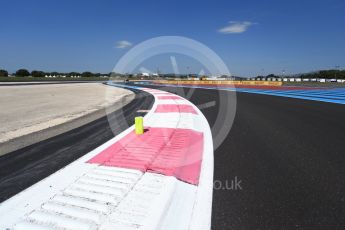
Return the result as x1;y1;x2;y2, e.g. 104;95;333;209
157;96;182;100
155;104;197;114
87;127;203;185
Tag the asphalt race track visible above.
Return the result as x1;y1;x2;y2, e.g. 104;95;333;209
0;88;153;202
144;85;345;230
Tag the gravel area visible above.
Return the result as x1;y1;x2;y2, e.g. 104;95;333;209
0;83;134;154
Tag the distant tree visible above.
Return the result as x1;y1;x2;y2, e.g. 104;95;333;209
298;70;345;80
0;69;8;77
110;72;124;78
31;70;45;78
81;71;93;77
266;74;278;78
256;75;264;80
320;70;345;79
67;72;81;77
16;69;30;77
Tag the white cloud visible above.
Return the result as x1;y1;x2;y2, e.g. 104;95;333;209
115;40;132;48
218;21;255;34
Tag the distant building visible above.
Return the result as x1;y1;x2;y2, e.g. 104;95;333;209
140;72;150;77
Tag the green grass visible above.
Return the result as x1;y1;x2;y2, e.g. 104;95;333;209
0;77;110;82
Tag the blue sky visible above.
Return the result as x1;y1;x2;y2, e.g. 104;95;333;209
0;0;344;77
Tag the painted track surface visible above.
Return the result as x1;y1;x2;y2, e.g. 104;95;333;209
143;84;345;229
147;82;345;105
0;88;153;202
234;87;345;104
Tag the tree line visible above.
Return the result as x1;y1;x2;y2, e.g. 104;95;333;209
0;69;109;78
1;68;345;79
256;70;345;80
299;70;345;79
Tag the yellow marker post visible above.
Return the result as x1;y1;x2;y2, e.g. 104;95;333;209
135;116;144;135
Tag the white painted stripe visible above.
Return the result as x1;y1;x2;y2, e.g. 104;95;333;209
13;222;54;230
41;202;101;223
26;210;97;229
52;195;109;213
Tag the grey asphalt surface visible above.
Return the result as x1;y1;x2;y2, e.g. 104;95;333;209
0;88;153;202
144;84;345;230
